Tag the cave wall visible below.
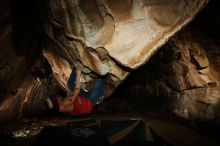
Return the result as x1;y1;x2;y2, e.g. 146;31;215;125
0;0;216;124
115;29;220;121
112;0;220;121
163;31;220;120
40;0;208;97
0;0;59;124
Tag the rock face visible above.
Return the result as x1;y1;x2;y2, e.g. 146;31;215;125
119;30;220;120
165;33;220;119
41;0;208;95
165;32;220;120
0;1;59;123
0;0;211;123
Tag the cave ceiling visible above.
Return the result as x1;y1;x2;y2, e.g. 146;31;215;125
41;0;208;92
0;0;209;123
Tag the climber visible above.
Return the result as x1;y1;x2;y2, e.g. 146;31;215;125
46;66;105;115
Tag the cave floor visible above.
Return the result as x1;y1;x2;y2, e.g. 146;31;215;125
0;98;219;146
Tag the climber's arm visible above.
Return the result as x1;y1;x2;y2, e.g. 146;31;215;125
66;67;81;101
59;67;81;113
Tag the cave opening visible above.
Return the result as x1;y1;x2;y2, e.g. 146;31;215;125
0;0;220;146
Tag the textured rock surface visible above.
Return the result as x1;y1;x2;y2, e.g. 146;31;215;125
163;32;220;120
0;0;213;124
41;0;208;95
0;2;59;124
119;30;220;120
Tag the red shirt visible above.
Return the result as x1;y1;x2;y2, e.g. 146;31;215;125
71;96;93;115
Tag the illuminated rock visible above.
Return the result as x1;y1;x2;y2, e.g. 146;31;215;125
0;0;211;123
42;0;208;95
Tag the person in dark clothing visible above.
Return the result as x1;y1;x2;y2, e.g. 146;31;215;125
46;67;105;115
